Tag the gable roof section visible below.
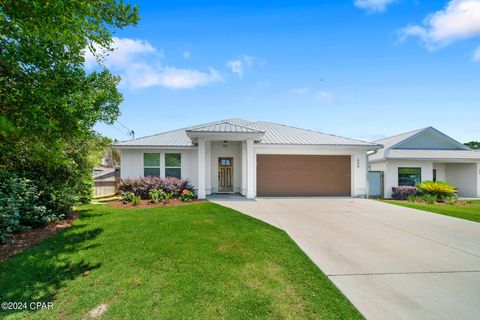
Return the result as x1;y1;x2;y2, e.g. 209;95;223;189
370;127;474;162
115;118;380;148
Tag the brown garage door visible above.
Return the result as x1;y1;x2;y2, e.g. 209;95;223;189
256;155;351;196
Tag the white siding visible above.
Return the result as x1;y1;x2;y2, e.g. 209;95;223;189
383;160;433;198
120;148;198;187
445;163;478;198
433;163;446;182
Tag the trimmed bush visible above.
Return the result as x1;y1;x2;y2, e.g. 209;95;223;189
416;181;457;201
119;177;194;199
391;186;418;200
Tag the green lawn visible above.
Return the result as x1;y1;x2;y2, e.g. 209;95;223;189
381;200;480;223
0;203;361;319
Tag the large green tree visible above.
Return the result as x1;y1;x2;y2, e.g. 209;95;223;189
465;141;480;150
0;1;139;214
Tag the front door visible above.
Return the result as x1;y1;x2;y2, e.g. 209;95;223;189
218;157;234;192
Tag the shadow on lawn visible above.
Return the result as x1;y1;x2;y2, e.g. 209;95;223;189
0;210;103;315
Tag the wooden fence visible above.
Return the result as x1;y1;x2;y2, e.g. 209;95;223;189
93;167;120;198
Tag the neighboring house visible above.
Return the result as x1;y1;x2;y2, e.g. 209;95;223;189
115;119;381;199
369;127;480;198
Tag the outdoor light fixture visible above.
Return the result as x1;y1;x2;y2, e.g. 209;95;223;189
223;141;228;148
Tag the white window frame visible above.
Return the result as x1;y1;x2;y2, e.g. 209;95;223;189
165;153;182;179
143;153;161;177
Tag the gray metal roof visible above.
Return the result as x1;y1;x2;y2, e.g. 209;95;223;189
186;122;264;133
115;118;380;147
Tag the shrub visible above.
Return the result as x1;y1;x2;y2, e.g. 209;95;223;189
163;192;174;205
407;195;418;202
391;186;418;200
422;194;437;204
148;189;164;204
120;177;194;200
0;177;56;242
131;195;141;206
444;196;457;205
122;192;134;204
179;189;196;202
416;181;457;200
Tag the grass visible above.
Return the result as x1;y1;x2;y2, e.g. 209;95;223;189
0;203;361;320
381;200;480;223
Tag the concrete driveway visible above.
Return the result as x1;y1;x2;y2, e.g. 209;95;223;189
210;198;480;320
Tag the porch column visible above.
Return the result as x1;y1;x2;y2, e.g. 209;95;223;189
246;138;255;199
197;138;206;199
241;141;247;195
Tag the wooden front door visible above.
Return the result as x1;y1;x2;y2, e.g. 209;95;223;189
218;157;234;192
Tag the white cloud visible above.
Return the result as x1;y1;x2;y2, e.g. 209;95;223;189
291;87;311;96
473;45;480;61
84;37;222;89
226;56;254;77
354;0;398;12
399;0;480;50
314;91;335;104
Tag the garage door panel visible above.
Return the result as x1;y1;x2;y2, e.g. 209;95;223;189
256;155;351;196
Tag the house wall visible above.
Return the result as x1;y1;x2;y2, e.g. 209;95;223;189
370;159;480;198
209;141;242;194
120;148;198;187
445;163;478;198
433;163;446;181
380;160;434;198
120;145;371;198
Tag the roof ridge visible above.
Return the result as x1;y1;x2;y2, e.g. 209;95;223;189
373;127;428;143
115;118;251;144
256;121;379;146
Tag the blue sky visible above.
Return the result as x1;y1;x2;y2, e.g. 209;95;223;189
92;0;480;143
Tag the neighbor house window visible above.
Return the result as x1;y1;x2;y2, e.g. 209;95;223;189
144;153;160;177
433;169;437;182
398;168;421;186
165;153;181;179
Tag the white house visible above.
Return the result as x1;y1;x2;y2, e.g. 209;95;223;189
369;127;480;198
115;119;381;199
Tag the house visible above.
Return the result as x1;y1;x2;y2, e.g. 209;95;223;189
369;127;480;198
115;119;382;199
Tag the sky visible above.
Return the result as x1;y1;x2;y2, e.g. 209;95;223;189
91;0;480;143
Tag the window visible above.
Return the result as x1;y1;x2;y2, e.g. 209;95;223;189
165;153;181;178
398;168;421;186
144;153;160;177
433;169;437;182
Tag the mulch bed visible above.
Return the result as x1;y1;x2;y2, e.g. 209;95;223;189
0;212;78;262
107;198;206;209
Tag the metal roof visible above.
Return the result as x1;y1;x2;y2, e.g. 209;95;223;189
370;127;476;162
186;121;264;133
115;118;380;148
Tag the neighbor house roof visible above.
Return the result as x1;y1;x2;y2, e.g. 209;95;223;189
369;127;479;162
115;118;380;148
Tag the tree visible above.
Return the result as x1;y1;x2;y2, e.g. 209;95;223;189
464;141;480;150
0;1;139;216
